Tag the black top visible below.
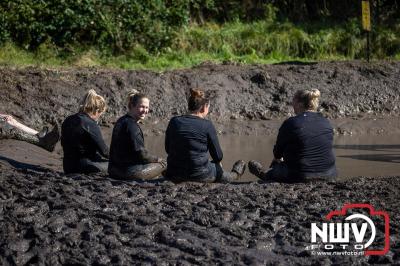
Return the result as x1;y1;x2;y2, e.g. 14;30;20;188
165;115;223;179
61;112;109;161
274;112;335;176
109;114;146;168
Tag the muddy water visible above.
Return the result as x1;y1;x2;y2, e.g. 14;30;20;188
145;134;400;181
0;133;399;181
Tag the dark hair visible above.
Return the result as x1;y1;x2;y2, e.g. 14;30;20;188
127;89;148;108
188;88;210;112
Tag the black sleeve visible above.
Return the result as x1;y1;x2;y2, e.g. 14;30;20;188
165;120;171;154
207;121;223;163
273;120;290;159
86;123;109;158
126;121;145;152
127;122;159;163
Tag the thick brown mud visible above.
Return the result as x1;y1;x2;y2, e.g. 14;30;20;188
0;170;399;265
0;62;399;264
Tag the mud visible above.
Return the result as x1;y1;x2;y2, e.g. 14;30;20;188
0;61;400;264
0;61;399;135
0;170;399;265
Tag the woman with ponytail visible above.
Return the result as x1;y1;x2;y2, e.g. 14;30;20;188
108;90;166;180
249;89;337;182
61;89;109;174
164;88;246;183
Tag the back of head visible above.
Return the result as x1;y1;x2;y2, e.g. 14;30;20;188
188;88;210;112
294;89;321;111
127;89;148;109
79;89;107;114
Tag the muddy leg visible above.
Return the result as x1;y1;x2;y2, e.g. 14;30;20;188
249;160;289;181
119;163;167;180
0;120;60;152
1;120;40;144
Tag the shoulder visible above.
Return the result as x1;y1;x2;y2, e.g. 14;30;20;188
281;116;297;128
314;112;332;126
123;116;141;133
63;113;81;126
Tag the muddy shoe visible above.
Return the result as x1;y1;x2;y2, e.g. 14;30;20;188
232;160;246;176
248;160;264;179
38;123;60;152
37;126;49;138
218;160;246;183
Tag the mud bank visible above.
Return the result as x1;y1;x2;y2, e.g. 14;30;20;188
0;61;399;134
0;169;399;265
0;62;399;265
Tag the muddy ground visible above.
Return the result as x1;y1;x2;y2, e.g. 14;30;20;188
0;171;399;265
0;61;399;265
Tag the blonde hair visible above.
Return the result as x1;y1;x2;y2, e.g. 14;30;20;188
294;89;320;111
79;89;107;114
127;89;148;109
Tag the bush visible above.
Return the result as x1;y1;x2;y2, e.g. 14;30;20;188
0;0;191;53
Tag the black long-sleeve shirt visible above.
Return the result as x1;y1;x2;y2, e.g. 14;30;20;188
109;114;155;168
165;115;223;179
273;112;335;176
61;112;109;161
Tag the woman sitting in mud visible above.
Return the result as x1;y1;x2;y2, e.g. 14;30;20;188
108;91;166;180
61;89;109;174
248;89;337;182
164;88;245;183
0;113;59;152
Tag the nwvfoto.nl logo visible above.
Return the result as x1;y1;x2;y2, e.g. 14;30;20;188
306;203;390;256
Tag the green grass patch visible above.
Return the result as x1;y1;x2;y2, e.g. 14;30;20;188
0;20;399;70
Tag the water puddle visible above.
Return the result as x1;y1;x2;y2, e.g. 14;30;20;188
146;134;400;181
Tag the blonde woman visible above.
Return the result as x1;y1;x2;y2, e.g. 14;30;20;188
61;89;109;174
0;113;59;152
108;90;166;180
249;89;337;182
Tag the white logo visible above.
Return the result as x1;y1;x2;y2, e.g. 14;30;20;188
311;213;375;249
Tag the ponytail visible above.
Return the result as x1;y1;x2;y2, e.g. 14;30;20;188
79;89;107;114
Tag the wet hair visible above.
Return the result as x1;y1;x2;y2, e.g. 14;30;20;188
188;88;210;112
294;89;321;111
79;89;107;114
127;89;148;109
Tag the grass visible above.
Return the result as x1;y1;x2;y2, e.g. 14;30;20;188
0;19;399;70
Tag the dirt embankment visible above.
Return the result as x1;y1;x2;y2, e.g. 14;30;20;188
0;61;399;136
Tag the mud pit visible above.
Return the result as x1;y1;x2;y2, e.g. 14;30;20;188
0;61;399;264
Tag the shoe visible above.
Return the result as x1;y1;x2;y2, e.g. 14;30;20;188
232;160;246;176
38;123;60;152
37;126;48;138
248;160;264;179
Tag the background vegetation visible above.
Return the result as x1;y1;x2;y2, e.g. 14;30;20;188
0;0;399;69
